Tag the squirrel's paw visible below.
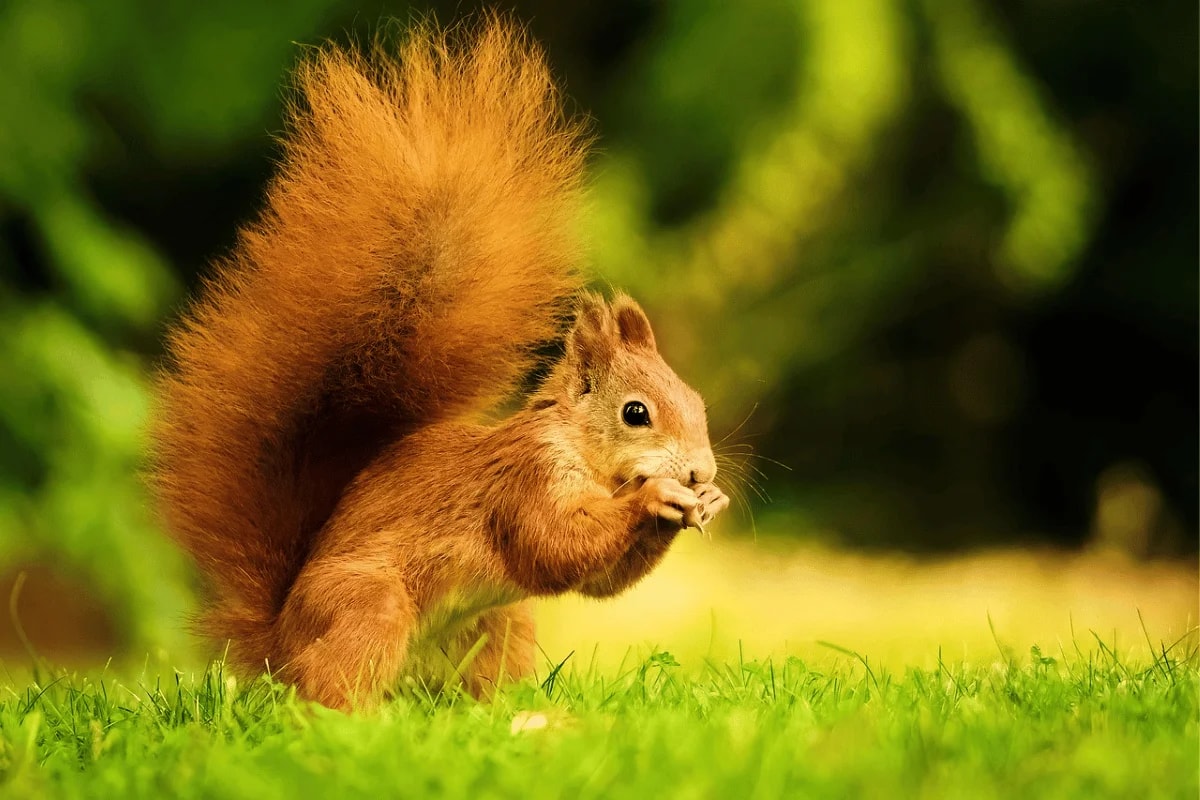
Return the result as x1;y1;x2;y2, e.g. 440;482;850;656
638;477;699;531
691;483;730;530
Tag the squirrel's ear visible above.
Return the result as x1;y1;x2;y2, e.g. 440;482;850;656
612;293;657;352
567;292;616;389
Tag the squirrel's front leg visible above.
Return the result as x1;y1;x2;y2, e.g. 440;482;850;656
500;476;698;595
577;480;730;597
574;477;710;597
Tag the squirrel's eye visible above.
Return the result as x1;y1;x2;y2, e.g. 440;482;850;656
622;401;651;427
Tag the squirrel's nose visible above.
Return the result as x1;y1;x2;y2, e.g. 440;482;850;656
684;449;717;487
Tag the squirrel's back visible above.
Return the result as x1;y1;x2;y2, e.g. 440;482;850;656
150;18;590;669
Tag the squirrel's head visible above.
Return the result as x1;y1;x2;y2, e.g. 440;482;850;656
539;292;716;493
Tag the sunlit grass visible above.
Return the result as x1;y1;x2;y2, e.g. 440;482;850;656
1;536;1196;797
1;638;1195;799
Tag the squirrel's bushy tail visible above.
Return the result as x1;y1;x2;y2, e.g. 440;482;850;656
150;18;589;670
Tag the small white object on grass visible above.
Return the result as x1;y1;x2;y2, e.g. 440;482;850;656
509;711;550;734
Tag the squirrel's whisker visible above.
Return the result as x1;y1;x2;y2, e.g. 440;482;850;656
712;402;760;448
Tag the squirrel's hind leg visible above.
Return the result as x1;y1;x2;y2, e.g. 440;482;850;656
274;558;415;711
449;600;537;700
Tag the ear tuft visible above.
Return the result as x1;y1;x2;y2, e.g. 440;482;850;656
611;293;657;351
566;292;615;388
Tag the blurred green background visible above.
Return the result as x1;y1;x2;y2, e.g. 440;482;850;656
0;0;1195;658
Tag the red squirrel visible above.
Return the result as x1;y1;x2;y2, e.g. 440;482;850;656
150;18;729;709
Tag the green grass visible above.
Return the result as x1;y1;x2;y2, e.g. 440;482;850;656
1;641;1196;799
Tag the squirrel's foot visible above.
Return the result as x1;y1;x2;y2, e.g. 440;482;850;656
638;477;698;531
689;483;730;532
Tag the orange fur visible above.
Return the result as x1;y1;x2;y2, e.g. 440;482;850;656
150;18;728;709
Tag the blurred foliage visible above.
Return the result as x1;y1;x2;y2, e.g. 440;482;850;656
0;0;1195;652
